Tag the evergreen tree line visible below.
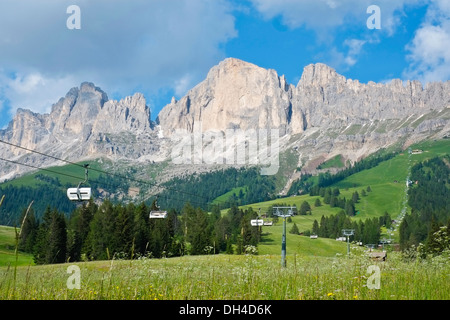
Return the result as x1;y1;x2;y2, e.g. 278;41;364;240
316;151;397;188
310;210;391;244
17;199;262;265
157;167;276;211
399;156;450;255
0;167;274;228
308;185;371;216
288;150;396;195
0;184;76;227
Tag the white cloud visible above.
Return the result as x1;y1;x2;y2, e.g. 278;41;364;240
249;0;423;32
309;38;368;72
403;0;450;82
174;74;194;97
0;71;78;117
344;39;367;67
248;0;423;72
0;0;237;116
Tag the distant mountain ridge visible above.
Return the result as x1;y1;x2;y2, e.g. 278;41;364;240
158;58;449;134
1;58;449;192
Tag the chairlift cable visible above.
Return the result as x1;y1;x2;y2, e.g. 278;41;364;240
0;139;228;206
0;156;85;181
0;156;210;208
0;156;90;197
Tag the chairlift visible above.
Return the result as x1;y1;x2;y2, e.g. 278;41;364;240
149;197;167;219
251;219;264;226
67;164;92;201
251;208;264;226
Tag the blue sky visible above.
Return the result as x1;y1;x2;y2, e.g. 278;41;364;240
0;0;449;129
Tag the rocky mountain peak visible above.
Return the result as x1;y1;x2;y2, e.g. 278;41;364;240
157;57;293;135
0;82;154;168
298;63;345;87
94;92;152;134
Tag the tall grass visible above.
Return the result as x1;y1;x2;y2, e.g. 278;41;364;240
1;248;448;300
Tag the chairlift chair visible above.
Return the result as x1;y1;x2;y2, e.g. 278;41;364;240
149;197;168;219
67;164;92;201
251;208;264;226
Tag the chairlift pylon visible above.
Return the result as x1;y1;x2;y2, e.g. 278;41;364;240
67;164;92;201
149;196;167;219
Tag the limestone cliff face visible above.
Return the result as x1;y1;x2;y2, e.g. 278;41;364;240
45;82;152;142
93;92;152;134
2;108;48;155
293;63;449;131
0;82;155;179
157;59;449;140
157;58;294;135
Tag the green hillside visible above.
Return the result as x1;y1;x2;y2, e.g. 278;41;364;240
0;225;34;266
233;139;450;256
258;218;348;257
1;159;105;189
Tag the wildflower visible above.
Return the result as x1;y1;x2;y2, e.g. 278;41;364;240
327;292;334;297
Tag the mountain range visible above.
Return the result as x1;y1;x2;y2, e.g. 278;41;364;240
1;58;449;196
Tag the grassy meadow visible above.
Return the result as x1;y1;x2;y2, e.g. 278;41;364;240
1;217;449;301
0;226;33;267
1;250;449;300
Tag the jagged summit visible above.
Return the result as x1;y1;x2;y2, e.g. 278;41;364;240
0;82;156;175
157;57;449;134
298;63;345;87
157;57;293;135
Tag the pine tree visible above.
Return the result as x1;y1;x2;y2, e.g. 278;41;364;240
425;223;449;255
133;202;150;255
300;201;311;215
115;203;135;257
289;222;300;235
33;207;67;264
352;191;360;203
345;199;355;216
312;219;319;235
332;187;340;197
323;190;331;204
48;209;67;264
362;218;381;244
319;216;328;237
87;200;118;260
214;215;231;252
33;206;53;265
314;198;321;207
399;216;410;250
330;195;337;208
236;235;243;255
18;207;38;253
189;208;211;255
67;200;96;262
225;238;234;254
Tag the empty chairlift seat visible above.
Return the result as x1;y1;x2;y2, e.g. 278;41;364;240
149;210;168;219
67;164;91;202
67;187;92;201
